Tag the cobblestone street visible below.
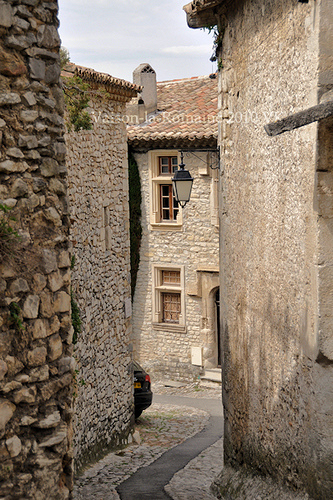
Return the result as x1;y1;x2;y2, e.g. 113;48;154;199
74;382;222;500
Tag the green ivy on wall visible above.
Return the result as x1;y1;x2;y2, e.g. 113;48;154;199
128;149;142;299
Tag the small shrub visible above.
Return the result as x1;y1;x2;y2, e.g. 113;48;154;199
0;204;19;259
9;302;24;331
63;76;93;132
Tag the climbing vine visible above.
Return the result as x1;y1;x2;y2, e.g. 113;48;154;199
128;149;142;299
202;23;225;70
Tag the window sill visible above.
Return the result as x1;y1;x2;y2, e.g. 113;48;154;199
152;322;186;333
150;223;183;232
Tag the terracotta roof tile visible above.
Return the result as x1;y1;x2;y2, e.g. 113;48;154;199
127;74;218;149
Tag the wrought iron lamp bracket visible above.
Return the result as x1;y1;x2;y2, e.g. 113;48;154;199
180;148;220;170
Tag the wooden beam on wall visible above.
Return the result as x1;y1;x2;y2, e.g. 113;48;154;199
264;100;333;136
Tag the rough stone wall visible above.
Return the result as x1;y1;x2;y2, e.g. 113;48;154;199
218;0;332;497
132;150;219;381
66;96;133;472
0;1;73;498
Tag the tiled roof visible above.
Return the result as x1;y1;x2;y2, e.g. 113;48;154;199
61;63;141;102
127;74;218;149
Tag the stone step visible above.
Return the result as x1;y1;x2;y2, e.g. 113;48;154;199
201;368;222;383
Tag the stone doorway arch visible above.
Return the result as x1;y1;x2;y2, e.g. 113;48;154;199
191;268;220;369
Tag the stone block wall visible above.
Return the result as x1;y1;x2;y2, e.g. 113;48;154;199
66;96;133;472
132;150;219;381
217;0;332;497
0;1;73;498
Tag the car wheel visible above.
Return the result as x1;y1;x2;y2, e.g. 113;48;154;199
135;409;142;419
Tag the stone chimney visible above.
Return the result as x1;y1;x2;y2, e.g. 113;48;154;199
133;63;157;115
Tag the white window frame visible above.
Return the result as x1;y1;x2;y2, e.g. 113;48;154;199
149;150;183;231
152;264;186;332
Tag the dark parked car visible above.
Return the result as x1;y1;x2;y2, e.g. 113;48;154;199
133;361;153;418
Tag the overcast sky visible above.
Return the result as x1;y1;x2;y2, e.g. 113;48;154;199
58;0;215;83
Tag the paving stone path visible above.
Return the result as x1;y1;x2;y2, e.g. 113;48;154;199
73;381;222;500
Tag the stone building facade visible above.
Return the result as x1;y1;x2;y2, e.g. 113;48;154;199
0;1;73;498
185;0;333;498
64;65;140;471
128;65;220;381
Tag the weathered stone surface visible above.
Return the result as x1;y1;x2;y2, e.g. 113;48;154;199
39;291;53;318
0;159;28;173
0;400;16;432
5;356;23;377
0;2;13;27
14;16;29;31
38;134;51;147
11;178;28;198
0;360;8;381
48;270;63;292
25;150;41;160
32;177;47;193
5;35;32;51
28;58;45;81
29;365;49;382
34;411;60;429
53;292;70;313
50;178;66;196
33;273;47;292
20;110;38;123
37;25;60;49
53;142;66;162
44;207;61;226
26;347;47;367
21;91;37;106
0;92;21;106
7;147;24;159
18;135;38;149
58;357;75;376
20;415;37;426
45;63;60;84
22;295;40;319
40;157;59;177
9;278;29;295
2;198;17;208
12;386;37;404
6;435;21;457
15;4;31;18
39;373;72;401
50;315;60;335
27;193;39;211
0;0;72;495
39;429;66;448
48;334;62;361
1;380;22;393
15;374;29;384
31;318;49;339
0;49;26;77
26;47;59;60
0;441;9;460
58;250;70;269
41;249;57;274
0;278;6;293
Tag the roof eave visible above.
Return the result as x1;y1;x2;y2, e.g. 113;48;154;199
183;0;224;29
128;135;217;151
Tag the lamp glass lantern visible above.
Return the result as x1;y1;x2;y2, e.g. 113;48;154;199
172;153;194;208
